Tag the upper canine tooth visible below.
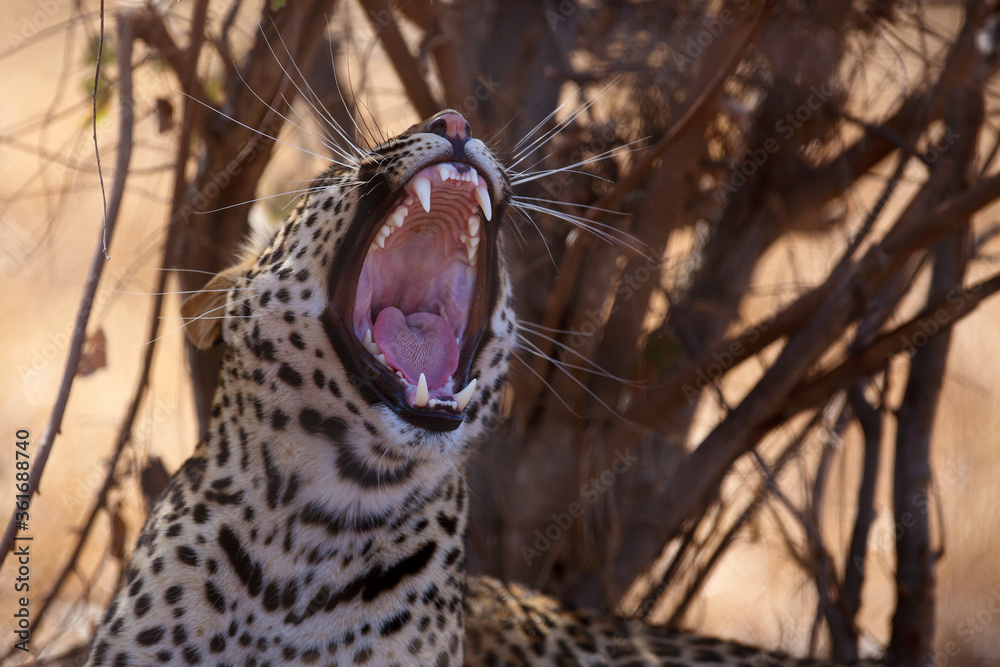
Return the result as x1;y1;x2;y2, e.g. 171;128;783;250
474;185;492;221
414;373;429;407
454;378;477;411
413;176;431;213
468;216;480;237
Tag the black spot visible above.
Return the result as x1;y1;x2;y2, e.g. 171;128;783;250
260;291;271;307
379;609;411;636
136;626;165;646
313;368;325;388
193;504;210;524
209;634;226;653
182;645;201;664
436;512;458;535
278;363;303;388
261;443;282;509
172;624;187;645
263;581;281;611
300;503;387;535
276;288;290;302
295;269;310;282
328;379;341;398
272;409;290;430
282;473;300;505
176;545;199;567
299;408;348;443
218;525;263;596
165;584;184;604
290;332;306;349
252;369;266;385
205;581;227;612
135;593;153;617
443;547;462;567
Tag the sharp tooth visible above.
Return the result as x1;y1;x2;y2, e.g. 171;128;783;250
428;398;438;408
369;243;377;254
454;378;476;411
363;329;373;348
474;185;491;221
414;373;429;407
469;235;480;249
376;352;387;365
391;205;407;228
459;233;468;244
413;176;431;213
471;171;479;186
438;165;452;181
467;245;477;264
468;215;480;237
376;235;386;249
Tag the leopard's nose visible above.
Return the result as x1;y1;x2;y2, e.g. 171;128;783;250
425;111;471;159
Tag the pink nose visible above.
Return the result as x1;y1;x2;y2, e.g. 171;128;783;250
425;111;471;148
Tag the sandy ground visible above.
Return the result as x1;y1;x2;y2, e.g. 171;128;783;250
0;1;998;665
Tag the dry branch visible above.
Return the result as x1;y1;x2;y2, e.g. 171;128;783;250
0;4;130;569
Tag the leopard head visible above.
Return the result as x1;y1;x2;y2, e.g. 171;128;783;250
181;110;515;510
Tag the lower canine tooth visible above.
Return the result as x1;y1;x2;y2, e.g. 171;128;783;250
454;378;477;411
414;373;429;407
474;186;491;221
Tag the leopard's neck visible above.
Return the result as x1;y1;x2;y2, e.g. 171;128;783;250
186;361;470;664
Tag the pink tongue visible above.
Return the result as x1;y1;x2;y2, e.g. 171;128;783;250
373;307;458;388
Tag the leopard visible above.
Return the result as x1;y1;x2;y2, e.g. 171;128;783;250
86;110;879;666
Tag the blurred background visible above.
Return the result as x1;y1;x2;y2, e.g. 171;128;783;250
1;0;1000;664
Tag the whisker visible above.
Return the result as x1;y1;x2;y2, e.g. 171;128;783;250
144;291;257;346
508;79;619;166
260;21;363;164
514;343;629;421
516;329;645;387
510;137;649;186
511;350;585;418
179;91;334;165
510;201;651;258
194;187;327;215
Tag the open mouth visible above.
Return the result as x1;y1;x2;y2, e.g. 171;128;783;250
326;160;499;431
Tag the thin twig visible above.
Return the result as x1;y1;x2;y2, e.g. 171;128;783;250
0;0;130;568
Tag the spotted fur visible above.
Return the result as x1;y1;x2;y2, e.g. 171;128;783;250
88;111;878;667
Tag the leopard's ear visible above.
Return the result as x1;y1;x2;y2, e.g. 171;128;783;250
180;264;246;350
